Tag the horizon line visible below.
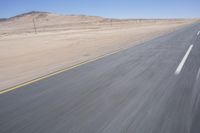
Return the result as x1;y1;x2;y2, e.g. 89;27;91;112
1;10;200;20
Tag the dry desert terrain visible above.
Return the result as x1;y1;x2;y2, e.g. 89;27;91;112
0;11;196;91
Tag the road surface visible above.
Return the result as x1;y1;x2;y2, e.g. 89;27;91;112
0;23;200;133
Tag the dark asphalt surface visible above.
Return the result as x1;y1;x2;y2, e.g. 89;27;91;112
0;23;200;133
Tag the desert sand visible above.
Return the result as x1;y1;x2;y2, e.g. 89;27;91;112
0;11;196;91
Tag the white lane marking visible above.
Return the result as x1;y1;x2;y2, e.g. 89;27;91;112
197;31;200;36
196;68;200;80
175;44;194;75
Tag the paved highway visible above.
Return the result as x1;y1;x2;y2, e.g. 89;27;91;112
0;23;200;133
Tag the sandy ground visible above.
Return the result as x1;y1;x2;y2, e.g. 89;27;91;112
0;12;196;91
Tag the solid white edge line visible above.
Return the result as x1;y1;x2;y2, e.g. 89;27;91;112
175;44;194;75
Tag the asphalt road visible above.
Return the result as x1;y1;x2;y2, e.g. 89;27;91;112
0;23;200;133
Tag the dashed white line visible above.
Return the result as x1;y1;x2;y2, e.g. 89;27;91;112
196;68;200;80
175;44;194;75
197;31;200;36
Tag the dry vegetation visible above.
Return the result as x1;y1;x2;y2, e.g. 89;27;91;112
0;11;196;91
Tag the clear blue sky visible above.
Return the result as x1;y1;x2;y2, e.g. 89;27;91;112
1;0;199;18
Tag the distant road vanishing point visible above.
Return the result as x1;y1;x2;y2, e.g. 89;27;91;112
0;23;200;133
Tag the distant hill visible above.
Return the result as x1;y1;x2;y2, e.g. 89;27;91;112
0;11;192;34
0;18;7;22
0;11;107;34
10;11;48;18
2;11;105;22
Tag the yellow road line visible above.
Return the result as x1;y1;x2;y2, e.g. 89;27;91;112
0;28;179;95
0;47;128;95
